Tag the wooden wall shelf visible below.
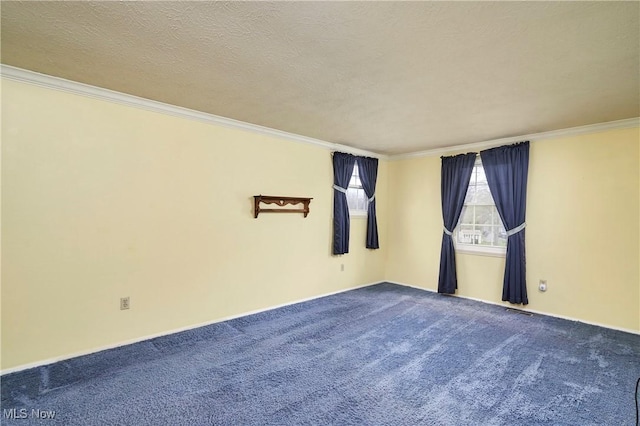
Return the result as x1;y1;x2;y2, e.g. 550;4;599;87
254;195;312;218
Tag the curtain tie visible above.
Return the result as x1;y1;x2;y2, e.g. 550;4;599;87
333;184;347;193
368;194;375;203
443;227;453;236
506;222;526;237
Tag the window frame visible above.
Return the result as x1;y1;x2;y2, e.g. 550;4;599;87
454;157;507;257
346;163;368;217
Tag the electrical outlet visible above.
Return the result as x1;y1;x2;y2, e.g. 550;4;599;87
538;280;547;292
341;264;345;272
120;297;130;310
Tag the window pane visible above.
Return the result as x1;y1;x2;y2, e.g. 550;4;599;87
496;227;508;247
358;190;367;211
476;166;487;184
476;225;497;246
456;162;506;250
459;206;474;224
475;205;493;225
349;164;360;187
493;208;503;226
476;184;493;204
464;185;476;204
347;166;367;212
456;225;477;244
347;188;356;209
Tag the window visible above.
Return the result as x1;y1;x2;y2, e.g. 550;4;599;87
455;158;507;256
346;164;368;216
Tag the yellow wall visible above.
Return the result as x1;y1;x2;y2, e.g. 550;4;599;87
1;79;388;369
387;127;640;332
2;76;638;371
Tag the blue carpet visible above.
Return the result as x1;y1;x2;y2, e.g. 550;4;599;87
2;283;639;425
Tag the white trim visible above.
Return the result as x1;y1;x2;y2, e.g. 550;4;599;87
455;244;506;258
455;294;640;336
5;66;638;162
0;280;384;375
389;117;640;160
383;280;438;294
3;66;638;161
3;279;637;374
349;210;369;218
386;280;640;335
0;65;386;160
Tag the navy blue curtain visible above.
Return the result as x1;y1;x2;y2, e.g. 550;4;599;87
480;141;530;304
333;152;356;255
357;156;379;249
438;153;477;294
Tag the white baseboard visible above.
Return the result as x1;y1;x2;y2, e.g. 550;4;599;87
1;280;385;376
386;280;640;336
5;279;636;375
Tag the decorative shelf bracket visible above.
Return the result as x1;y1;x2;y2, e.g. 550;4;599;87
254;195;313;218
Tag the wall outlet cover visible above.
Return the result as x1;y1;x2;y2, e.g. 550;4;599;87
120;297;130;310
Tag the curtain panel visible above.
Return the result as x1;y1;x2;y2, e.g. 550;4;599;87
437;153;477;294
357;156;380;249
480;141;530;304
332;152;356;255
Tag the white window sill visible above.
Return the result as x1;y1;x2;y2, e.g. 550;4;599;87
455;244;506;258
349;210;368;218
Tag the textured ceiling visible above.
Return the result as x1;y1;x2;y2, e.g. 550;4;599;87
1;1;638;154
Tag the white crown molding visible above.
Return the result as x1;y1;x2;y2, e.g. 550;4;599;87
389;117;640;160
0;65;387;160
3;65;638;162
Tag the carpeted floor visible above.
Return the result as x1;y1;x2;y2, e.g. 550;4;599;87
2;283;639;425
